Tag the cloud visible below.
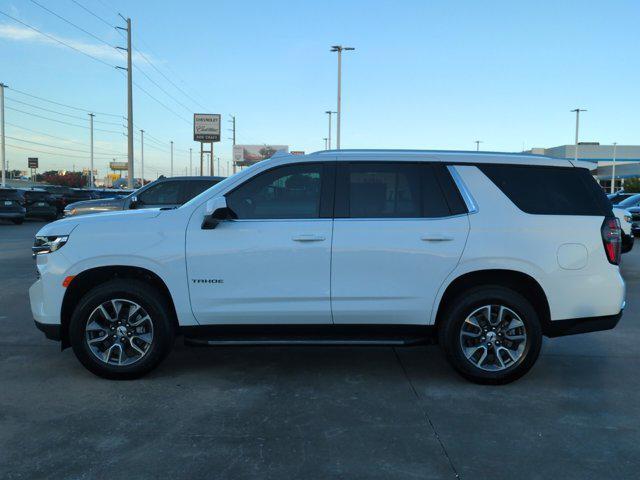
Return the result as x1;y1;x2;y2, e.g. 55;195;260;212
0;23;153;64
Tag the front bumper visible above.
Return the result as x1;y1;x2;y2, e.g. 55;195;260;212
545;310;623;337
34;320;61;341
0;211;25;219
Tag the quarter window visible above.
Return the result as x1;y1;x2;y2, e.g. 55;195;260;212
137;181;182;205
226;164;325;219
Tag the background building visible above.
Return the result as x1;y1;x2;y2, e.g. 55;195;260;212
525;143;640;191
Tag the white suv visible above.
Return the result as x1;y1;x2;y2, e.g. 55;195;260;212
29;150;625;384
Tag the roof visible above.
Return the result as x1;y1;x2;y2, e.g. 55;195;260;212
156;176;225;181
302;149;573;167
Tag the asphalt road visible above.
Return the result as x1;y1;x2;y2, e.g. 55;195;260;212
1;220;638;479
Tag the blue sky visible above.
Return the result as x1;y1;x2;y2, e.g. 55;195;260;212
1;0;639;178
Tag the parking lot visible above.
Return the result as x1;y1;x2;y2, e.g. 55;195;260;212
1;219;638;479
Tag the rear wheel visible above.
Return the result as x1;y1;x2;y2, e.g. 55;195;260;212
69;279;175;379
438;286;542;384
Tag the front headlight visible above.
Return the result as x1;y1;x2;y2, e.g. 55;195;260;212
624;214;632;223
32;235;69;256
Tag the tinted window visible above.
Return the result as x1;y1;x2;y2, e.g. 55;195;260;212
0;189;22;200
227;164;324;219
24;191;49;201
336;163;452;218
138;181;182;205
183;179;219;202
479;165;612;216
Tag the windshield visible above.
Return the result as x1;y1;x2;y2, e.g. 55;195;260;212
618;194;640;208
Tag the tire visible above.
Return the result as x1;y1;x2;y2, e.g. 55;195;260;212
438;286;542;385
69;279;175;379
11;218;24;225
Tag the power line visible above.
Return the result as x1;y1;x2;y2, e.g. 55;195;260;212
6;135;125;157
132;63;194;114
7;87;122;117
5;122;125;155
130;77;191;125
0;9;116;69
5;97;122;125
29;0;115;49
68;0;115;30
133;46;209;112
6;142;117;160
5;106;123;134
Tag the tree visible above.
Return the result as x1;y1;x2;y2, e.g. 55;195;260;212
623;177;640;193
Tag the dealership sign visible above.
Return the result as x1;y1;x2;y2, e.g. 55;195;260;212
28;157;38;169
232;145;289;166
194;114;221;142
109;161;128;171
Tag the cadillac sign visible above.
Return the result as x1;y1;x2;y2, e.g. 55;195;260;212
193;114;221;142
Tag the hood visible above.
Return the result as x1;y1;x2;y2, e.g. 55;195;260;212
65;197;125;210
37;208;163;237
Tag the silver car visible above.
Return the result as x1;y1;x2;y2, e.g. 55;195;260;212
64;177;224;217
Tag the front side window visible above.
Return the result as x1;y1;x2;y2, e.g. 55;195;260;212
336;163;453;218
137;181;182;205
226;164;324;219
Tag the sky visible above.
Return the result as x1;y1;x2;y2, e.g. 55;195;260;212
1;0;639;179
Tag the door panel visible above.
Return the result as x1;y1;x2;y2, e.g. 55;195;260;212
186;219;333;324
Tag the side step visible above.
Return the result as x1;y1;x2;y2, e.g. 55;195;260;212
181;324;436;347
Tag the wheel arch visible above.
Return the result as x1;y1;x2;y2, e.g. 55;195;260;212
60;265;178;349
434;269;552;335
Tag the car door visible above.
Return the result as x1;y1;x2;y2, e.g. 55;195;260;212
185;162;335;325
331;161;470;325
132;180;184;210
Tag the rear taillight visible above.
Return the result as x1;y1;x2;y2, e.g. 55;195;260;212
601;216;622;265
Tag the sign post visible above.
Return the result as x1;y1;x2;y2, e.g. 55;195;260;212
28;157;38;184
194;114;221;176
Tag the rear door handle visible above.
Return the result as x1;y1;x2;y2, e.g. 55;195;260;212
292;234;326;242
421;234;454;242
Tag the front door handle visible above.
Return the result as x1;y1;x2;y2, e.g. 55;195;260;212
292;234;326;242
421;234;454;242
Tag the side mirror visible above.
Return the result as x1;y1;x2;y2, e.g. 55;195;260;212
201;197;235;229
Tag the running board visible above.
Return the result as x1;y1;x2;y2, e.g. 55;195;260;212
180;324;436;347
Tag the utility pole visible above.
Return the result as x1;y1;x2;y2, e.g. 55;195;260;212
474;140;482;151
611;142;618;194
323;137;328;150
140;129;144;185
116;16;134;188
331;45;355;149
1;83;6;188
88;113;94;187
571;108;587;163
170;141;174;177
228;115;236;174
325;110;336;149
189;148;192;176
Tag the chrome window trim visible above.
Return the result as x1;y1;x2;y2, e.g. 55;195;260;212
447;165;478;214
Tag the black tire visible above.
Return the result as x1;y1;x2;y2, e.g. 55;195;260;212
69;279;175;379
438;286;542;385
11;218;24;225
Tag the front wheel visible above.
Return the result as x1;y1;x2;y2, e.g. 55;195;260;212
69;279;175;379
438;286;542;385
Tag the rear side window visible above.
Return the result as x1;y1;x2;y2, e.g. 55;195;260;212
183;180;219;202
138;181;182;205
479;165;612;216
335;163;454;218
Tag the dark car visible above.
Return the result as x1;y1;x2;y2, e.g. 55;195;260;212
607;192;635;205
21;188;58;221
0;188;26;224
63;176;225;217
40;186;76;216
618;194;640;236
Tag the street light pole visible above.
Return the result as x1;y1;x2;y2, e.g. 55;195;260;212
325;110;336;149
611;142;618;194
331;45;354;149
189;148;192;176
323;137;328;150
474;140;482;151
140;129;144;185
571;108;587;162
88;113;94;187
1;83;6;188
170;140;174;177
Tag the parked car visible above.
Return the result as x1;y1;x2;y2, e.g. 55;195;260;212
607;192;635;205
30;150;625;384
63;177;224;217
0;187;26;224
39;186;76;216
613;207;634;253
21;188;58;221
616;194;640;236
